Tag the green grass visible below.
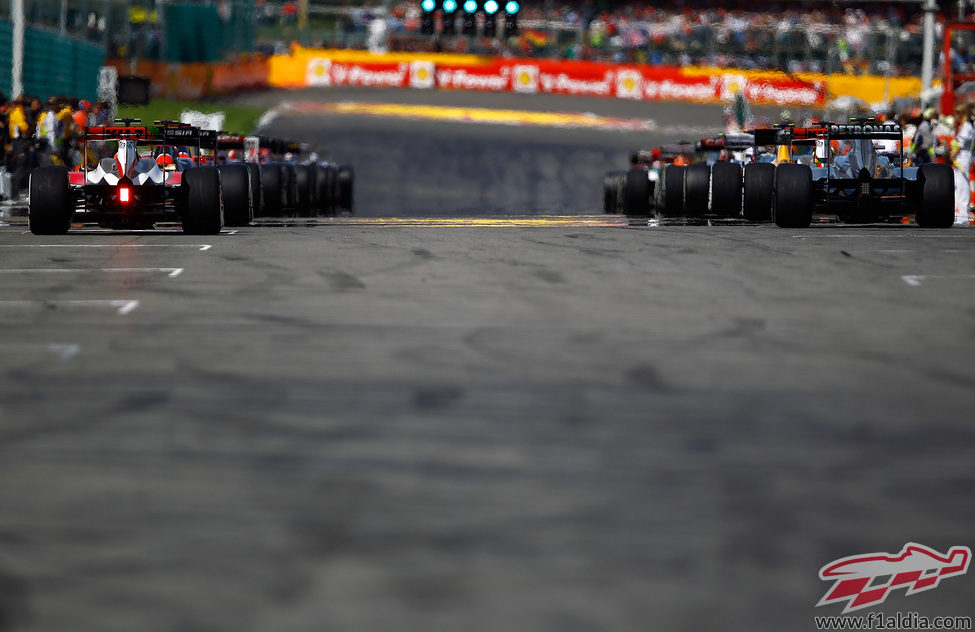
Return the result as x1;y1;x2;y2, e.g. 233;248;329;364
117;99;266;134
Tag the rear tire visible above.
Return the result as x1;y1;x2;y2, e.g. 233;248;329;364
656;165;685;218
710;162;742;218
773;163;813;228
28;166;72;235
179;167;224;235
603;172;625;213
259;163;284;217
218;164;252;227
621;169;651;215
336;165;354;213
743;162;774;222
915;163;954;228
683;164;710;217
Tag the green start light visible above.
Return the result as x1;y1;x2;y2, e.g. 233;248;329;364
504;0;519;14
421;0;436;11
463;0;477;12
442;0;457;12
484;0;499;13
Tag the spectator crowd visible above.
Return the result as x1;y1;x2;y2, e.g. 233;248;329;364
0;94;113;200
339;0;930;76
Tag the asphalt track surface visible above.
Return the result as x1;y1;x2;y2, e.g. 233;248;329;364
1;88;974;632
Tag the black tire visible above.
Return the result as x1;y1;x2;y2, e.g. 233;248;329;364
743;162;775;222
915;163;955;228
621;169;652;215
218;164;252;227
773;163;813;228
656;165;686;218
683;163;710;217
28;166;73;235
710;162;742;218
259;163;284;217
602;172;625;213
179;167;224;235
246;162;262;219
282;163;298;214
316;164;337;215
295;164;314;216
336;165;354;213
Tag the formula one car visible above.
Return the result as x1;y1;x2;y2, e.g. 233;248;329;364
771;121;954;228
28;120;225;234
603;143;693;215
654;134;754;220
218;134;355;218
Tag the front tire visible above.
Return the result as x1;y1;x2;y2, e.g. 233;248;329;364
246;163;262;219
28;166;73;235
259;163;284;217
336;165;354;214
773;163;813;228
179;167;224;235
915;163;954;228
710;162;742;218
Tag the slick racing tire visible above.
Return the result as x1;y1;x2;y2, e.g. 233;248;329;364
295;164;315;217
621;169;652;215
915;163;955;228
218;164;252;227
336;165;354;214
683;163;710;218
28;166;73;235
315;164;337;215
246;162;262;219
773;163;813;228
656;165;686;218
259;163;285;217
603;172;625;213
742;162;774;222
180;166;224;235
281;163;299;214
710;162;743;218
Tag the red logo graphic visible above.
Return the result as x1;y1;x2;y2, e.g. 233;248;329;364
817;543;970;613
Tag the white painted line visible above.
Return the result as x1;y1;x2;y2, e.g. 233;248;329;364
0;343;80;361
0;244;212;251
0;299;139;315
902;274;975;287
0;267;183;277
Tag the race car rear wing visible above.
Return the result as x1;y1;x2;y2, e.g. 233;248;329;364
85;122;204;146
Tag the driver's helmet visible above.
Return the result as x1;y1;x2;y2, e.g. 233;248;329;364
156;153;175;167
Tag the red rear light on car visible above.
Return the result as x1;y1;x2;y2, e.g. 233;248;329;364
119;187;130;203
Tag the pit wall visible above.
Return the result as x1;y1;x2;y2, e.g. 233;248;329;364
269;47;927;108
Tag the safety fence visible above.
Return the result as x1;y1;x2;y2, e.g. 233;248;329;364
0;20;104;100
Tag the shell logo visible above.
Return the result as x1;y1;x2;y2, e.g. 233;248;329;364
306;58;332;87
512;65;538;94
410;60;435;89
616;69;642;100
